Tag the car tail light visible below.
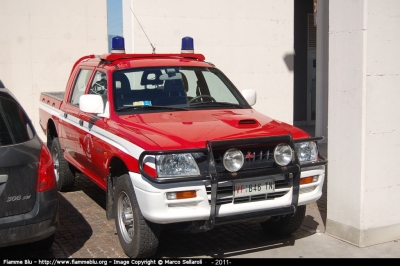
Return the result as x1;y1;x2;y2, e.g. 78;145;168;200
37;145;57;192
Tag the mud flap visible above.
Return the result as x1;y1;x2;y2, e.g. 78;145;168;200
106;174;114;220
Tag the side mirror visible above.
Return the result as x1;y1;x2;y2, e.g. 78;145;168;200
241;89;257;106
79;94;104;114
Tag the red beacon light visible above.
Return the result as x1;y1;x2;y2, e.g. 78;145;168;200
181;37;194;54
112;36;125;54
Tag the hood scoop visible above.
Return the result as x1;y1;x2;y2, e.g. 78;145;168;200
239;119;257;125
237;119;260;128
212;112;261;128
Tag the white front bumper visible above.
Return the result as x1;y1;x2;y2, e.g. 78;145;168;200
130;165;325;224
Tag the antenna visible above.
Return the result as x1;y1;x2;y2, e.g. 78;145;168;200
130;7;156;54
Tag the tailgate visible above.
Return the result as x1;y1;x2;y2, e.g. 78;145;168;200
0;138;40;218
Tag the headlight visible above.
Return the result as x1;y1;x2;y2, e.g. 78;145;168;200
156;153;200;178
295;141;318;164
274;144;293;166
223;149;244;172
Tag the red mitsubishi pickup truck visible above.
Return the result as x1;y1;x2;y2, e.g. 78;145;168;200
39;36;327;258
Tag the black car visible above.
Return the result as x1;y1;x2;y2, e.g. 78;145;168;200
0;80;58;249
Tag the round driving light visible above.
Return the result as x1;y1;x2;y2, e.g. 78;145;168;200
223;149;244;172
274;144;293;166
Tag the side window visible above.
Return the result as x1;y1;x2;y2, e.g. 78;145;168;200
203;71;239;104
123;72;140;90
89;71;107;96
69;69;93;105
0;96;34;146
180;70;198;98
89;71;108;112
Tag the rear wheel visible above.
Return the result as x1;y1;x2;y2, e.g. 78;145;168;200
260;205;306;236
50;137;75;192
114;174;160;258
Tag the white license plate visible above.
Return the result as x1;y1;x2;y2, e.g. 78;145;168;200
233;178;275;198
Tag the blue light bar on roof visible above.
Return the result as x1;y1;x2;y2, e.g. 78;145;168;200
112;36;125;54
181;37;194;54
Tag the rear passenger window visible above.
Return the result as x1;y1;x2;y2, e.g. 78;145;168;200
0;96;34;146
69;69;93;105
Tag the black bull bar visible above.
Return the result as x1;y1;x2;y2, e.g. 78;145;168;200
138;135;327;231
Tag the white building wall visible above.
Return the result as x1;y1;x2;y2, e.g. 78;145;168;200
0;0;108;141
124;0;295;124
326;0;400;247
364;0;400;232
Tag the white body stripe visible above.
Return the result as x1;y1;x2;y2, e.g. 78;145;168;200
39;101;64;118
39;102;145;162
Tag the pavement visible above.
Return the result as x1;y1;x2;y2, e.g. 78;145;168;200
1;142;399;259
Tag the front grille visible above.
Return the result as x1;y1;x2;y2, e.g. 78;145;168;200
205;175;292;205
233;191;288;204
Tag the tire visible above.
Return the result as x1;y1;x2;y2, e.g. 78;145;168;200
113;174;160;258
260;205;306;236
50;137;75;192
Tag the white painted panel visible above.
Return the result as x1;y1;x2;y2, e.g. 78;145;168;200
0;0;108;141
362;0;400;230
128;0;294;124
327;0;366;230
0;0;29;16
328;0;400;246
29;0;87;16
0;15;30;64
367;1;400;75
29;15;88;40
0;64;32;94
363;185;400;228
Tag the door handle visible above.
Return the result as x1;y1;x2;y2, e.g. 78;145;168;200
79;120;84;126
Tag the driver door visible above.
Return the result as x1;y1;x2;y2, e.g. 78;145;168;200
60;67;94;169
77;70;109;188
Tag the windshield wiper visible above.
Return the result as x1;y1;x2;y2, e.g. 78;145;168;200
117;105;188;112
189;102;246;108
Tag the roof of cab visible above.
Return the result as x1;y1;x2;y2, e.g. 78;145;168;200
71;54;215;74
75;53;213;72
100;53;205;62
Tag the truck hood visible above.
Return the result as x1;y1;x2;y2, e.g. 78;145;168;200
118;109;310;150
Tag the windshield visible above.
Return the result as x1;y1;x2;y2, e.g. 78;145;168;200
112;67;249;113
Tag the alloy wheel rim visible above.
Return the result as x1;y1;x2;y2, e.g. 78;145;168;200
52;148;59;183
117;191;134;243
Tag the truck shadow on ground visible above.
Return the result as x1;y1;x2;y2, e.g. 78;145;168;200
0;171;325;259
156;223;300;258
0;172;326;259
0;240;58;258
73;175;321;258
155;215;321;258
72;174;107;210
52;192;94;257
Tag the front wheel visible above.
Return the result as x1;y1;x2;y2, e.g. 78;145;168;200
50;137;75;192
260;205;306;236
113;174;160;258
